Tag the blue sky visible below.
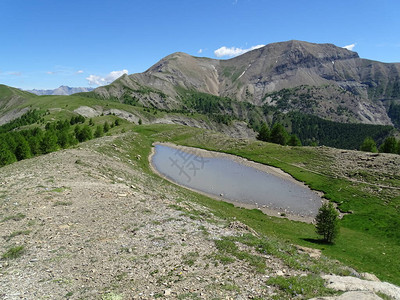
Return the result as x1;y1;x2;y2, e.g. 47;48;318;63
1;0;399;90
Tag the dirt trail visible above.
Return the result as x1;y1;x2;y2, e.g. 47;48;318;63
0;134;304;299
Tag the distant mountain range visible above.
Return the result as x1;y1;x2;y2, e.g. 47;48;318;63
85;40;400;126
27;86;94;96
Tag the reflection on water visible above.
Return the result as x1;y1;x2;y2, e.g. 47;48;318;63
151;144;322;217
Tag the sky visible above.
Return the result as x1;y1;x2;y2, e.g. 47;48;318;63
1;0;399;90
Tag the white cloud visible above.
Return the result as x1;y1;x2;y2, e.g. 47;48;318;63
214;44;265;58
76;70;84;74
46;71;55;75
198;49;203;54
86;69;128;86
343;43;356;51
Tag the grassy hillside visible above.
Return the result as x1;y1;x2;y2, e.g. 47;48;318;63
0;84;36;114
0;87;399;286
131;124;400;285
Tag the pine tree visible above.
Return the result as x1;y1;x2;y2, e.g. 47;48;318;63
0;142;17;167
103;121;110;133
94;125;104;138
270;123;289;145
77;125;93;142
257;123;270;142
15;135;32;160
28;136;41;155
288;134;302;146
380;136;397;153
315;202;340;243
57;129;70;149
41;130;58;154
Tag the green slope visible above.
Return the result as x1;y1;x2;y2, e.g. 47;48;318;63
132;124;400;285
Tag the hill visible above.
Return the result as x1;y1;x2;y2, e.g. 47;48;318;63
85;40;400;127
0;85;37;125
1;126;400;299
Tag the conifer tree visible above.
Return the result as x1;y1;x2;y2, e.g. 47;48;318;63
0;142;17;167
257;122;270;142
315;202;340;243
270;123;289;145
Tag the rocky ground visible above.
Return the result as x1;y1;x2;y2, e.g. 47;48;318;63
0;133;399;299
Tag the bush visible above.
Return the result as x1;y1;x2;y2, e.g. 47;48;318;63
360;137;378;153
315;202;339;243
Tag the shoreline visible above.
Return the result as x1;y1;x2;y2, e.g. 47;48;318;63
149;142;320;223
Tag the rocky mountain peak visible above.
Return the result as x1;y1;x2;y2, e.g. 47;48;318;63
89;40;400;126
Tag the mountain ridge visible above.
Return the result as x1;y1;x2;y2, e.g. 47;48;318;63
26;85;94;96
86;40;400;126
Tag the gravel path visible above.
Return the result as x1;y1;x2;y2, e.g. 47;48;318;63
0;134;299;299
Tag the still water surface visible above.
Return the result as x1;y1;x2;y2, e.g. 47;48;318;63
151;144;322;217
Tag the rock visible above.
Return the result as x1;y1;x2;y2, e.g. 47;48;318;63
322;275;400;299
361;272;381;282
295;245;322;259
228;221;259;236
276;270;284;276
164;289;172;296
309;291;383;300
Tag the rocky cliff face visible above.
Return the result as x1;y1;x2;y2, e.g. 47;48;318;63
89;40;400;125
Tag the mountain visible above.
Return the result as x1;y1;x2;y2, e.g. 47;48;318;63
86;40;400;126
27;85;94;96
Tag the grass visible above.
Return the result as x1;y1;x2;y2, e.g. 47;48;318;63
214;237;266;273
1;103;399;285
128;124;400;285
1;213;26;222
4;230;31;242
2;245;25;259
182;251;200;266
53;200;73;206
267;274;337;299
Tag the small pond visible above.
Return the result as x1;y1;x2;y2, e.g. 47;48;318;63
151;144;323;217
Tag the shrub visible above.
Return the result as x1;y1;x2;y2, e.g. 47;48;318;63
360;137;378;153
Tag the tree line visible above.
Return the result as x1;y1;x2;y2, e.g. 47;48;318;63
288;112;393;149
360;135;400;155
0;109;43;134
0;115;120;167
256;122;302;146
